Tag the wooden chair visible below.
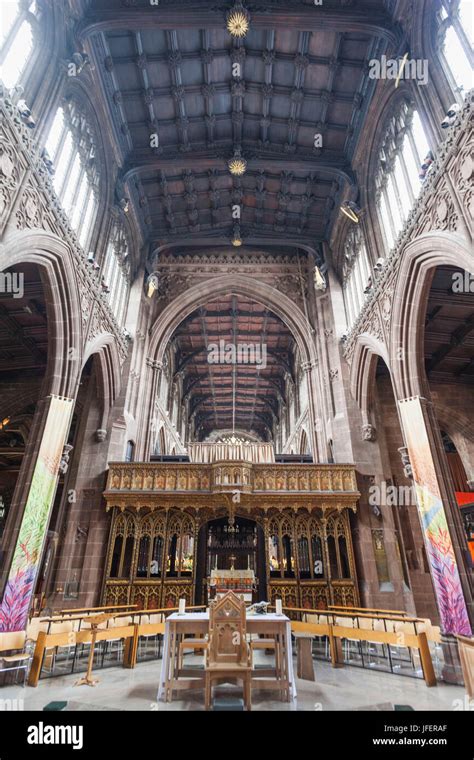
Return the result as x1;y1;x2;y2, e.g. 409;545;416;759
178;635;208;669
456;635;474;700
205;591;252;710
0;631;31;686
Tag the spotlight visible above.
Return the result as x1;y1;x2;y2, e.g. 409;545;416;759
17;99;35;128
374;258;385;274
226;2;250;38
146;273;159;297
418;150;434;181
8;85;24;105
41;148;55;174
71;52;91;75
87;252;95;263
119;197;130;213
313;266;326;292
441;103;461;129
340;200;361;223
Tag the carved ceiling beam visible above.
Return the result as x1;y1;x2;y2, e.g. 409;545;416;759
77;6;398;46
0;305;46;365
426;315;474;373
150;234;324;256
174;308;286;324
122;152;355;185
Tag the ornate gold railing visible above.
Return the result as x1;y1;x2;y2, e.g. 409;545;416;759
104;462;359;512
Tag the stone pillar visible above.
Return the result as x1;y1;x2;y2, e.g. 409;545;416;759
301;360;324;462
398;396;473;683
136;358;163;460
0;395;74;630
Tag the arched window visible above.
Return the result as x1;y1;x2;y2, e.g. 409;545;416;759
125;440;135;462
437;1;472;96
45;101;99;249
342;225;372;327
375;102;430;252
102;222;130;326
0;1;37;90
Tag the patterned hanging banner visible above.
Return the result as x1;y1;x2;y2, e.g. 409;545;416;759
0;396;74;632
399;397;472;636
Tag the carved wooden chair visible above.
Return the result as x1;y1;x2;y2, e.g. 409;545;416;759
205;591;252;710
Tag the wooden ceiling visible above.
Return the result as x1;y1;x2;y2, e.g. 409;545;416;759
0;264;48;378
171;294;296;440
82;0;397;253
424;267;474;385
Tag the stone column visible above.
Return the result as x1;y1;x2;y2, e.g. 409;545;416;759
136;358;163;460
301;360;324;462
398;395;473;683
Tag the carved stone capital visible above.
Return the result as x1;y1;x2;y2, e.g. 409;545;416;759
361;424;376;442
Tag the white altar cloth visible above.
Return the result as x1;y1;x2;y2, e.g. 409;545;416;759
157;611;296;701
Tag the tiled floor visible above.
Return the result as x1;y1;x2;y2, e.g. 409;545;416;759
0;655;467;711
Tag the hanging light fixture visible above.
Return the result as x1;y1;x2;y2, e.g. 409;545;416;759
340;200;362;223
228;149;247;177
231;224;243;246
146;273;159;298
226;2;250;38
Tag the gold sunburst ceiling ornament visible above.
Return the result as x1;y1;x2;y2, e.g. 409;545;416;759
228;155;247;176
226;3;250;38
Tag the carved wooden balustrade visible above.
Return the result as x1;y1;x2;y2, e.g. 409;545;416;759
104;461;359;511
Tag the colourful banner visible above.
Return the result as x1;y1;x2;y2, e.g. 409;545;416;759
0;396;73;632
399;397;472;636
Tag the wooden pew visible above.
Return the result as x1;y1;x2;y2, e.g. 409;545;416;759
456;634;474;699
28;624;135;687
289;618;437;687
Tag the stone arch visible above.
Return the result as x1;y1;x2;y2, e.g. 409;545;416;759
149;275;317;365
390;231;473;399
0;229;82;398
349;333;390;426
82;333;122;435
144;274;322;459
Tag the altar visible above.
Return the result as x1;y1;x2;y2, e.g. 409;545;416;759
209;569;255;602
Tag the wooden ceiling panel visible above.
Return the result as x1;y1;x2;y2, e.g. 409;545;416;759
89;0;397;247
172;294;297;440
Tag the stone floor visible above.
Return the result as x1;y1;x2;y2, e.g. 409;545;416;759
0;655;467;711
